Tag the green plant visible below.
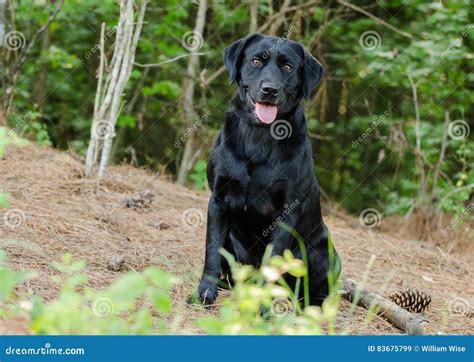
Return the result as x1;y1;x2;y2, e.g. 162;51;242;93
0;250;32;319
198;244;341;335
31;254;177;334
0;126;29;158
189;160;208;190
0;251;178;334
0;193;10;208
1;231;344;335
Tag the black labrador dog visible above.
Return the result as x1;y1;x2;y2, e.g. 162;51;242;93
196;33;340;306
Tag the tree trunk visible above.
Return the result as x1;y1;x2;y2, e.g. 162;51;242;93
2;0;64;117
32;6;51;111
85;0;148;178
268;0;290;35
249;0;258;33
176;0;207;185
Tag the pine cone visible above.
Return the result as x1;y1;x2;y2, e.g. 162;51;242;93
125;190;154;208
388;289;431;313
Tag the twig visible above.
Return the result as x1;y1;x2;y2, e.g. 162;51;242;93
407;72;426;199
431;111;450;202
93;23;106;119
268;0;291;35
262;0;320;29
134;52;209;68
337;0;413;39
407;73;421;154
341;278;428;335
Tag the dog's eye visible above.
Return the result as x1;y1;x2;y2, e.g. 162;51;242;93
283;64;293;72
251;58;262;67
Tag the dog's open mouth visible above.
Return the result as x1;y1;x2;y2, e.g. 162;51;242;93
246;91;278;124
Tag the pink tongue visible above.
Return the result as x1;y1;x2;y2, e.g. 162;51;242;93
255;103;278;124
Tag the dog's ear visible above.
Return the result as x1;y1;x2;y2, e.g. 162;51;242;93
224;33;262;84
301;48;324;100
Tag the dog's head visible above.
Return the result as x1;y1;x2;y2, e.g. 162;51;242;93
224;33;323;125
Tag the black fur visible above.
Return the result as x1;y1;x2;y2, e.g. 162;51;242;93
196;34;338;306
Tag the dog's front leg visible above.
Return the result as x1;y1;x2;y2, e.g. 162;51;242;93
270;213;298;256
197;196;230;305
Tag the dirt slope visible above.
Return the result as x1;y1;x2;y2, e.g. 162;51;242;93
1;145;472;335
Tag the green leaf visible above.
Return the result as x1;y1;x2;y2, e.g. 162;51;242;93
0;193;10;208
117;115;137;128
150;290;172;314
142;81;180;98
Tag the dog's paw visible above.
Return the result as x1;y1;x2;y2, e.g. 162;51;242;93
197;280;218;306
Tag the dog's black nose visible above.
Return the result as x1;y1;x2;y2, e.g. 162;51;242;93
261;83;279;96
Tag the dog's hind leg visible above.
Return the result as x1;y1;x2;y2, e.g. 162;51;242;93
307;238;341;306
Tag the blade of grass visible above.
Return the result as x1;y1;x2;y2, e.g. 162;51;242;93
278;223;310;308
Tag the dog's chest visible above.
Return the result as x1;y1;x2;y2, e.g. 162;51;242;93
242;165;287;216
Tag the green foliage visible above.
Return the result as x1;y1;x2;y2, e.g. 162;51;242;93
28;122;53;147
31;254;177;334
198;225;342;335
3;0;472;217
0;193;10;208
199;248;341;335
117;114;137;129
0;127;29;158
0;251;31;304
142;81;181;98
0;251;177;334
189;160;208;190
1;235;345;336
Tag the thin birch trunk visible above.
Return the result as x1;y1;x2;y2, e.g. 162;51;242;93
249;0;258;33
85;0;148;178
176;0;207;185
85;22;106;176
32;3;51;111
